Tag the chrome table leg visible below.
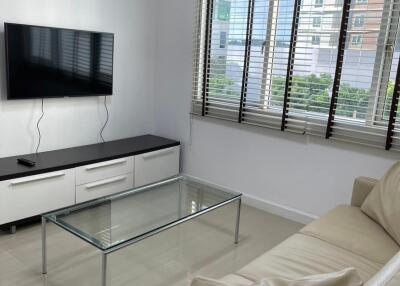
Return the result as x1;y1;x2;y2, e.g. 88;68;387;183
101;252;108;286
10;225;16;234
42;217;47;274
235;198;241;244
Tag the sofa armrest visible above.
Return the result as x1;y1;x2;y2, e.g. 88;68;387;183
365;251;400;286
351;177;378;207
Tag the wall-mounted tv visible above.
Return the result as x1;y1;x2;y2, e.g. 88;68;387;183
4;23;114;100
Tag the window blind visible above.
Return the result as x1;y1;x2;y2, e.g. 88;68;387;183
193;0;400;151
327;0;396;148
282;0;344;136
385;1;400;150
196;0;251;121
241;0;294;130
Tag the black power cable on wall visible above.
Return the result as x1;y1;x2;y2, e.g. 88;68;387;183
36;98;44;153
35;96;109;154
100;96;109;143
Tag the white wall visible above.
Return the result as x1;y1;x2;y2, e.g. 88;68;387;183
1;0;398;221
154;0;400;222
0;0;157;157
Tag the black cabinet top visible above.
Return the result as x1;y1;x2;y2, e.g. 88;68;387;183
0;135;180;181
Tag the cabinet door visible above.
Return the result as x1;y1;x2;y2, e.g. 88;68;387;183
76;173;134;203
134;146;180;187
76;156;134;185
0;169;75;224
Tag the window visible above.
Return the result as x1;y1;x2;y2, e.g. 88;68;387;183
353;15;365;27
313;17;322;27
193;0;400;151
217;0;231;21
220;31;227;48
351;34;363;46
311;35;321;45
315;0;323;7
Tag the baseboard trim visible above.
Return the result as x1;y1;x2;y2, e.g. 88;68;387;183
242;194;318;224
183;174;318;225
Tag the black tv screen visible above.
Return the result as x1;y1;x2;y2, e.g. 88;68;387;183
4;23;114;100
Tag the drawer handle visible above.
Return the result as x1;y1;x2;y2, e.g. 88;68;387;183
10;171;66;186
85;176;127;189
142;149;174;160
85;159;128;171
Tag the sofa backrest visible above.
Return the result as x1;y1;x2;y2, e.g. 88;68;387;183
351;177;378;207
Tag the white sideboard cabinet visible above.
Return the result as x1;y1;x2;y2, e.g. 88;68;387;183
0;135;180;232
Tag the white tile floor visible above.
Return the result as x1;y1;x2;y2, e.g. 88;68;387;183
0;204;303;286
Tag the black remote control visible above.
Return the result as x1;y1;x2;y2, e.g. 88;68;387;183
17;158;36;167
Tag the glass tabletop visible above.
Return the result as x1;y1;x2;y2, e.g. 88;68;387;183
43;176;241;251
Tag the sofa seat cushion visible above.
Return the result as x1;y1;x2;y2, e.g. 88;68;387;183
220;274;255;285
300;205;399;264
236;234;381;283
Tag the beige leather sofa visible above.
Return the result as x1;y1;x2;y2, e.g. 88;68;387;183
205;177;400;285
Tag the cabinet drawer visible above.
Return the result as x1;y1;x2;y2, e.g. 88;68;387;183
76;173;134;203
76;156;134;185
0;169;75;225
134;146;180;187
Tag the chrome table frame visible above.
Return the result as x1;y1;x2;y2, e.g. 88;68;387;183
41;177;242;286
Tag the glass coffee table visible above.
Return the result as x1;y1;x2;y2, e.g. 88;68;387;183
41;176;242;286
